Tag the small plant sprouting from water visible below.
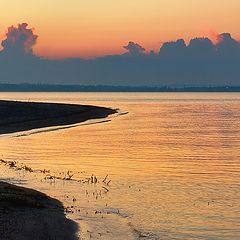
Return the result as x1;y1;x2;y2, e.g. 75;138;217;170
64;171;74;180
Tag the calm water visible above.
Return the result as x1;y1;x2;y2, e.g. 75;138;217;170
0;92;240;240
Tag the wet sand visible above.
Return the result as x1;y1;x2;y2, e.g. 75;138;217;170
0;100;117;239
0;100;117;134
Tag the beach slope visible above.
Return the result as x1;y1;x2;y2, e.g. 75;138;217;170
0;100;117;134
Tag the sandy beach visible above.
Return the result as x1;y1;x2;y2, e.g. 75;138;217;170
0;181;79;240
0;100;117;239
0;100;117;134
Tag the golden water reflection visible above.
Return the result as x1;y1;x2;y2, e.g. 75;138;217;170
0;93;240;239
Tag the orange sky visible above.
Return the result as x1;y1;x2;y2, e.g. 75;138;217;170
0;0;239;59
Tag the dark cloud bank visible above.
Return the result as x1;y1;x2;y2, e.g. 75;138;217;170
0;23;240;88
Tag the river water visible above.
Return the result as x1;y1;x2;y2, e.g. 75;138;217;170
0;92;240;239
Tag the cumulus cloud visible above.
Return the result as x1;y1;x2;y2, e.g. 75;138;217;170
123;41;145;55
158;34;240;58
216;33;240;56
159;39;186;57
1;23;38;55
187;37;215;56
0;24;240;87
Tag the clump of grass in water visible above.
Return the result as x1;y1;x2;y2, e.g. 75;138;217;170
0;159;49;174
0;158;112;192
1;158;112;211
1;158;117;227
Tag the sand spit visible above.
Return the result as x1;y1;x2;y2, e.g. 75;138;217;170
0;100;117;134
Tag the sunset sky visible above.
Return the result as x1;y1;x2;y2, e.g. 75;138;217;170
0;0;239;59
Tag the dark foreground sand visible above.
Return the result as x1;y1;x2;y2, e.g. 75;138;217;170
0;181;79;240
0;100;117;134
0;100;117;239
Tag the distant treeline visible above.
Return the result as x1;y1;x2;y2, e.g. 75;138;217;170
0;84;240;92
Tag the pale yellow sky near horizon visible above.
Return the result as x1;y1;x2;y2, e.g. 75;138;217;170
0;0;239;58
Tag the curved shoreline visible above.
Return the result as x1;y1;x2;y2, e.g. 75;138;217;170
0;100;117;239
0;100;117;134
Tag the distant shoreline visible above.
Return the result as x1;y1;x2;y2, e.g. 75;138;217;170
1;84;240;92
0;100;117;134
